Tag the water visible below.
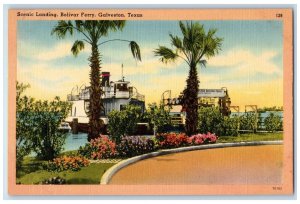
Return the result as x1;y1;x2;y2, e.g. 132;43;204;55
64;132;88;151
231;111;283;119
231;111;283;129
259;111;283;119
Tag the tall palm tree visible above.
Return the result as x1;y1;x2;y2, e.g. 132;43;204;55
154;21;222;136
52;20;141;141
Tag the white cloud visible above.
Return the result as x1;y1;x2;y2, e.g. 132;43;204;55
207;48;281;75
18;40;90;61
202;48;282;86
17;61;90;100
207;49;251;67
102;56;185;82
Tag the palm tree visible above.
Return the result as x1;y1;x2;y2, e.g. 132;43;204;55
52;20;141;141
154;21;222;136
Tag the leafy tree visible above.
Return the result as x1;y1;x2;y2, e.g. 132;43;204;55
52;20;141;141
16;82;34;167
197;107;240;136
222;115;240;136
154;21;222;135
16;82;72;163
264;113;282;132
30;97;72;160
145;103;172;134
107;105;143;143
240;112;258;133
198;106;223;136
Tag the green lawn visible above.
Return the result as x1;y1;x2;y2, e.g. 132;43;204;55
217;132;283;143
17;157;116;184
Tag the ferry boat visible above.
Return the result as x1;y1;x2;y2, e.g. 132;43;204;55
65;71;145;133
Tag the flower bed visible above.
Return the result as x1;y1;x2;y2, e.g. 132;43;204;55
156;132;218;148
155;133;189;149
79;135;117;159
47;156;90;172
117;136;156;158
188;132;218;145
77;133;218;159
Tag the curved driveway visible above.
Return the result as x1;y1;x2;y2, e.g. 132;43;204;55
108;145;283;185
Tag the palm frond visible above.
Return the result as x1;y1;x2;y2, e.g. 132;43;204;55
203;30;223;59
51;20;74;39
111;21;126;30
67;20;74;35
169;34;183;50
154;46;178;64
129;41;141;61
96;21;126;37
198;59;207;68
181;21;204;59
179;21;188;37
207;28;217;37
71;40;85;57
75;20;84;31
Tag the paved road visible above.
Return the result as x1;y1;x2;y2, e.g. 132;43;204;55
109;145;283;185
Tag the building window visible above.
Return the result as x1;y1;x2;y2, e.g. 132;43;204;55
116;83;128;91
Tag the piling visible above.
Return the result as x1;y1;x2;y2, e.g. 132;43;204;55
72;118;79;134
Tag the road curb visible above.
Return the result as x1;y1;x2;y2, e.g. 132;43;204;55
100;140;283;184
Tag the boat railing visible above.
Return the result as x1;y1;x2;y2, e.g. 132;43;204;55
80;95;90;100
115;91;130;98
103;92;115;98
131;92;145;101
68;90;145;101
67;94;79;101
79;93;90;100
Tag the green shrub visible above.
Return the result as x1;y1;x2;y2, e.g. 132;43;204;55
41;176;66;185
222;116;240;136
198;107;240;136
16;82;72;165
144;103;172;134
264;113;282;132
240;112;258;132
16;83;35;167
108;105;143;143
198;107;224;136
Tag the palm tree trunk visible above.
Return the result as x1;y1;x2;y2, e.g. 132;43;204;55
184;64;199;136
88;43;103;141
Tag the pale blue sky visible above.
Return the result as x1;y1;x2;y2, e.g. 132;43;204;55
17;20;283;107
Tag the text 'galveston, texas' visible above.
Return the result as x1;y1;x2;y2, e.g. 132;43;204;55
16;11;143;18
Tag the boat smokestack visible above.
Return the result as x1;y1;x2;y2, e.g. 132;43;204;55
101;72;110;86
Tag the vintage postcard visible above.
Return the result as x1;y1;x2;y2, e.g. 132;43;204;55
8;8;294;195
